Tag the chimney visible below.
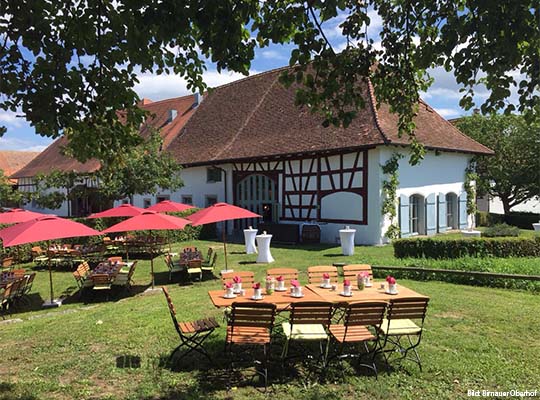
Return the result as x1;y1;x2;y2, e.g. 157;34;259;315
167;109;178;123
141;98;153;105
194;92;203;108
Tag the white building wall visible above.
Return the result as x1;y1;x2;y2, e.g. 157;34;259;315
489;197;540;214
17;177;70;216
379;147;474;239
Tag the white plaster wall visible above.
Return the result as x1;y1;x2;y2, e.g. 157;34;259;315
17;178;70;216
489;197;540;214
378;147;474;239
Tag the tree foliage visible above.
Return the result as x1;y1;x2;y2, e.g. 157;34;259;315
1;1;539;164
0;170;24;207
31;132;183;211
456;114;540;214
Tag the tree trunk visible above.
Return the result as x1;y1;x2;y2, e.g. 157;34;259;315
501;197;512;214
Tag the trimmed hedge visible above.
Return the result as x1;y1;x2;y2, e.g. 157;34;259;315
476;211;539;229
482;223;520;237
394;237;540;259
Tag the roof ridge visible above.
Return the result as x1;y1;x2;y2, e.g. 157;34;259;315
367;80;390;144
210;65;290;92
141;93;195;107
211;72;282;160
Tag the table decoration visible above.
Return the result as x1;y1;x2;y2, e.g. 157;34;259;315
342;279;352;296
321;273;331;288
386;275;398;294
233;275;242;294
275;275;286;291
266;276;275;295
290;279;303;297
224;282;236;298
252;282;262;299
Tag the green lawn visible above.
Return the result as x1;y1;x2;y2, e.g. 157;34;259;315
1;240;539;399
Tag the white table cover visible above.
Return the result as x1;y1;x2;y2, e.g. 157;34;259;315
256;234;275;263
243;228;258;254
339;228;356;256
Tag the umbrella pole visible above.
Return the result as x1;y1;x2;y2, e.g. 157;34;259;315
222;227;228;272
48;246;54;303
151;248;155;289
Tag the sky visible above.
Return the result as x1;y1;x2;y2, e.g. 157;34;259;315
0;10;494;153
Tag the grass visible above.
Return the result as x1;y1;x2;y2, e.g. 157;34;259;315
1;240;540;399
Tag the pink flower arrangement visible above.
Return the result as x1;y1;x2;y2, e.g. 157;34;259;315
224;282;233;288
343;279;351;287
233;276;242;283
276;275;284;281
252;282;261;289
322;273;330;279
290;279;299;288
266;275;274;282
358;271;370;278
386;275;396;285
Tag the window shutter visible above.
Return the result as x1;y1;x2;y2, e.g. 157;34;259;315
425;193;437;236
438;193;447;233
459;192;468;229
399;194;411;238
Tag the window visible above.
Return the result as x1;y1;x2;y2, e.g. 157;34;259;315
446;193;458;229
156;195;170;203
206;167;222;183
181;195;193;205
205;195;218;207
143;198;152;208
122;199;130;205
410;196;419;234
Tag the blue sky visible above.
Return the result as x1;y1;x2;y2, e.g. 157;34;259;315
0;11;491;152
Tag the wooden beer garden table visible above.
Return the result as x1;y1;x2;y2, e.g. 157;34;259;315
208;281;428;311
306;282;429;302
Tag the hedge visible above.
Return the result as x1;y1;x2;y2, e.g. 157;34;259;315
394;237;540;259
476;211;539;229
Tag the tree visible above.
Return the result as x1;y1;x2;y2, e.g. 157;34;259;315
0;170;25;207
456;114;540;214
31;132;183;213
1;1;539;164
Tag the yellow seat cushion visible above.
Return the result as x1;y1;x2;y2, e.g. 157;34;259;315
187;267;202;274
378;318;422;336
282;323;328;340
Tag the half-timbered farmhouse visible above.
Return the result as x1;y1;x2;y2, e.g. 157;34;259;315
12;67;492;244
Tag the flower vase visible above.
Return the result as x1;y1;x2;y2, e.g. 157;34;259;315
254;288;262;299
357;277;365;290
233;282;242;294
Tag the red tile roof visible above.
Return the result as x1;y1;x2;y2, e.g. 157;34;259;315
0;151;41;182
11;67;492;178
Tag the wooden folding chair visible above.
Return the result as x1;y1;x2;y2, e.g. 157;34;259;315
187;259;202;281
343;264;373;280
164;253;184;282
266;268;299;281
378;297;429;371
163;287;219;364
221;271;255;287
113;261;138;292
201;253;218;279
281;301;334;365
329;301;387;375
108;256;123;264
90;274;113;300
226;301;277;388
307;266;338;284
1;281;16;319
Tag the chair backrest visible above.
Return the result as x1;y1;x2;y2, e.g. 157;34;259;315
344;301;387;328
188;259;202;268
31;246;43;256
108;256;122;264
8;279;23;299
221;271;255;286
343;264;373;279
2;257;13;268
73;270;84;285
307;266;338;284
289;301;333;326
387;298;429;323
206;247;213;261
164;254;173;270
126;261;138;281
230;302;277;330
183;246;196;253
11;269;26;279
2;281;15;300
24;272;36;291
209;252;218;267
162;287;181;334
266;268;299;282
91;274;112;285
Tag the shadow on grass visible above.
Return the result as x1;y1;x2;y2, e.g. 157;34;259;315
0;382;38;400
3;293;44;316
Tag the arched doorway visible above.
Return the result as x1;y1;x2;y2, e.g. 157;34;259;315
235;174;277;229
446;192;458;229
409;194;426;235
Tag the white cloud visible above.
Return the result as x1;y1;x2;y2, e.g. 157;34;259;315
260;50;286;61
0;110;26;128
433;107;462;118
134;69;259;101
0;136;52;152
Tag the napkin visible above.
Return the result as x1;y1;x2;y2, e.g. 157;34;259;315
322;273;330;279
290;279;299;288
252;282;261;289
233;276;242;283
386;276;396;285
343;279;351;287
276;275;284;281
225;282;233;288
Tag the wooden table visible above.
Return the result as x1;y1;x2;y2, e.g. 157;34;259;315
306;282;429;303
208;288;324;311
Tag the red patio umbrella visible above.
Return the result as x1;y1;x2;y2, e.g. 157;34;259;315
0;215;100;307
87;204;145;219
187;203;260;272
102;211;191;289
0;208;47;225
147;200;195;213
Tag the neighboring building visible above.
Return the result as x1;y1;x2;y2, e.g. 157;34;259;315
11;67;492;244
0;151;40;184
